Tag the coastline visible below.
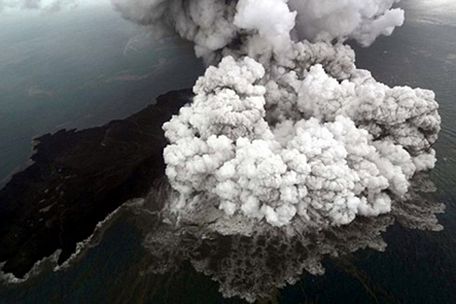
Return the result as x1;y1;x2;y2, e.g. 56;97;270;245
0;88;193;278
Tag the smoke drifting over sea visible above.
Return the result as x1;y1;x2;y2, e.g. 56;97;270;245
110;0;441;230
137;174;444;303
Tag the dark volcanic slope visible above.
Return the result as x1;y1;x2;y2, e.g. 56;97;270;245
0;89;192;278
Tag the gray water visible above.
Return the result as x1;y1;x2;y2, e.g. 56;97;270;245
0;1;455;303
0;4;205;186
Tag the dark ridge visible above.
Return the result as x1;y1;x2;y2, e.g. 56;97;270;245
0;89;193;278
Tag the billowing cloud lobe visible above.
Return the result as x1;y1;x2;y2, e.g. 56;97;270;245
110;0;442;229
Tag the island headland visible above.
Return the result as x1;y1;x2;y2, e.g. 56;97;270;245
0;89;193;278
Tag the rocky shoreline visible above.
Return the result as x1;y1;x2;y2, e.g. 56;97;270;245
0;89;192;278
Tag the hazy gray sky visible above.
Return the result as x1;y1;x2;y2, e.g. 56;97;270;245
0;0;110;14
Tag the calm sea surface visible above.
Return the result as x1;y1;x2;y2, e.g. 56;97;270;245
0;3;204;186
0;0;455;303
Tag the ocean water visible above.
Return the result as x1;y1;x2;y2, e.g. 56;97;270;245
1;1;455;303
0;3;205;186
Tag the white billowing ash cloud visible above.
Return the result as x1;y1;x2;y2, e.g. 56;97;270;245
163;56;439;227
121;0;440;229
289;0;405;46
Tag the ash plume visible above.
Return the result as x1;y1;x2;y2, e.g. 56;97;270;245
111;0;405;59
2;0;440;230
288;0;405;46
110;0;441;229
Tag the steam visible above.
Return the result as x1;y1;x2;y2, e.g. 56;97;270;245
163;55;439;227
289;0;405;46
116;0;440;229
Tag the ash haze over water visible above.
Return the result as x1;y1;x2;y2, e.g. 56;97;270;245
1;0;456;303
